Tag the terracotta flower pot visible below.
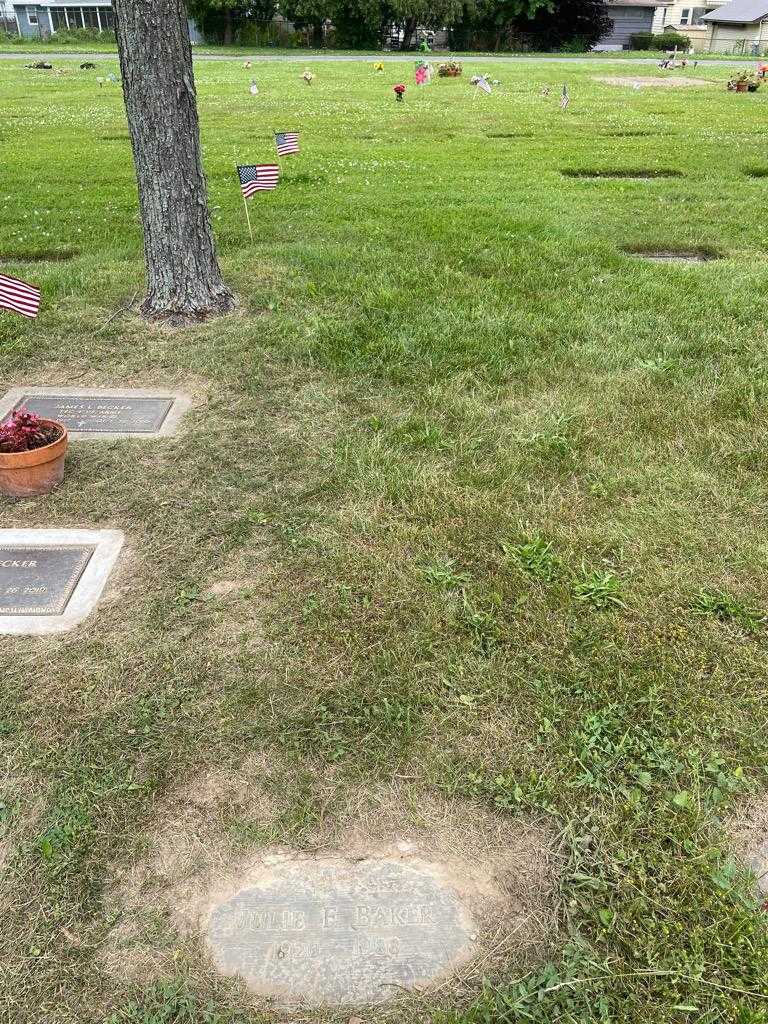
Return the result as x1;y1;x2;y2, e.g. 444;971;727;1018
736;81;748;92
0;420;68;498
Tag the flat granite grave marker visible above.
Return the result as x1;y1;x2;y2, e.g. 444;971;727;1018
206;857;476;1006
0;388;191;439
0;529;124;635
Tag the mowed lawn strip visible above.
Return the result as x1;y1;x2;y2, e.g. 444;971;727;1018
1;59;768;1023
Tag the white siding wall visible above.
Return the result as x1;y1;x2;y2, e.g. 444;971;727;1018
708;19;768;50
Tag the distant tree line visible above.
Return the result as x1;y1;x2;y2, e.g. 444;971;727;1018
186;0;613;51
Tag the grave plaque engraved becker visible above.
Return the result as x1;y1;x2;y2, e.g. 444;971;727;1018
14;395;173;434
0;545;96;615
207;858;475;1006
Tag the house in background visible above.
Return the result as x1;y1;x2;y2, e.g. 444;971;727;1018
652;0;728;48
13;1;115;35
701;0;768;51
11;1;202;38
595;0;673;48
0;0;18;32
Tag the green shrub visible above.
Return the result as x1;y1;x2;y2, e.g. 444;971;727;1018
235;21;301;48
629;30;691;51
50;27;115;45
658;29;692;50
629;30;655;49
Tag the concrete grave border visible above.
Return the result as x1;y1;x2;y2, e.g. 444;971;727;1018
0;528;124;635
0;387;192;440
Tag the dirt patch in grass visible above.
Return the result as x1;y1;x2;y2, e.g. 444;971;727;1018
562;168;683;180
729;793;768;895
100;774;560;1011
594;75;714;88
622;244;720;263
486;132;535;139
0;248;78;263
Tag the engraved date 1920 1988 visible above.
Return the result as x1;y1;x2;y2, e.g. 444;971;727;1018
274;935;402;960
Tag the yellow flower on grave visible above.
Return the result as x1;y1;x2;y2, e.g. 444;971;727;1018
373;62;384;72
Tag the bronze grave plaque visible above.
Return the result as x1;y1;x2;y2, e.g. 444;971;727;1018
13;395;173;434
0;545;95;615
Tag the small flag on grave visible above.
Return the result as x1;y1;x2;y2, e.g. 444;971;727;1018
237;164;280;197
560;84;570;109
0;272;41;319
275;132;300;156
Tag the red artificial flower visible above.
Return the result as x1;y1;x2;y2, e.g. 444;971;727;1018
393;84;406;94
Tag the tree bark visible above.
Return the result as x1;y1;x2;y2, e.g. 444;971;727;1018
112;0;235;322
401;16;418;49
223;7;234;44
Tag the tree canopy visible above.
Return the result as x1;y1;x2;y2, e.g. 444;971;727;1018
187;0;612;50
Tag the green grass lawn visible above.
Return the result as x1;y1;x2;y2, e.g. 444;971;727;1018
2;58;768;1024
0;38;754;60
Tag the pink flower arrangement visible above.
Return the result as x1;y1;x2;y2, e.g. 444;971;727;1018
0;408;59;454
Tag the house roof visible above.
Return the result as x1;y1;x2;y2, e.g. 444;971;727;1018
606;0;673;6
702;0;768;22
12;0;113;5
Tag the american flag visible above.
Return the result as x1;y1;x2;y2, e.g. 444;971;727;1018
237;164;280;197
0;272;41;319
560;84;570;109
275;132;299;156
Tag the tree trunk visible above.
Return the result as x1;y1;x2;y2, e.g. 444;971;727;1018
112;0;235;323
401;16;417;49
223;7;233;45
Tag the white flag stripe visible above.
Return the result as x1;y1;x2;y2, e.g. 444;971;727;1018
0;273;41;318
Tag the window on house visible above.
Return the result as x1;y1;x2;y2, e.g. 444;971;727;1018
65;6;84;27
680;6;711;24
27;5;38;25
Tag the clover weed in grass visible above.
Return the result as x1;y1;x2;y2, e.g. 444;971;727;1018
420;556;471;589
503;536;558;581
458;590;502;653
691;589;764;633
572;568;627;610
